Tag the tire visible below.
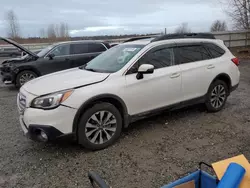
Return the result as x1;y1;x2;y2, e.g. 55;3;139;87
205;80;229;112
16;70;38;87
77;102;123;150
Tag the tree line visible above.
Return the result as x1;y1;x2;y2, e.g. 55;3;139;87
4;10;69;39
4;1;250;39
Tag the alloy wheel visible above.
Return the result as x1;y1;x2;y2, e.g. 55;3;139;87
19;73;36;85
210;84;226;109
85;111;117;145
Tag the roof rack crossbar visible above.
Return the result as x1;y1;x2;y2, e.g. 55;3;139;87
151;33;215;42
123;36;154;43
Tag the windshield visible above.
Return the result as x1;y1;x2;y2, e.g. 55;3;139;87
83;44;145;73
37;45;55;57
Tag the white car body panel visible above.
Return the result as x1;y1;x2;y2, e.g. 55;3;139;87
17;37;240;138
22;68;110;96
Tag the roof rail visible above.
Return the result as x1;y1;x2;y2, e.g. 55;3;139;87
151;33;215;42
123;36;155;43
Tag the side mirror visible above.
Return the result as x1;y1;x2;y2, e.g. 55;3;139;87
47;53;55;60
136;64;154;80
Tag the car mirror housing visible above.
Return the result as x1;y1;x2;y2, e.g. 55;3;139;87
136;64;154;79
47;53;55;60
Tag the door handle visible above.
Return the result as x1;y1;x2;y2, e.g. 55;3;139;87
170;73;180;78
207;64;215;69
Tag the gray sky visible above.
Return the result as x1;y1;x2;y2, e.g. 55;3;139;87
0;0;228;37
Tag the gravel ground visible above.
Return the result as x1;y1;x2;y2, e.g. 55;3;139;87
0;60;250;188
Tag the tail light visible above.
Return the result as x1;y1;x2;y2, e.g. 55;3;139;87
231;57;239;66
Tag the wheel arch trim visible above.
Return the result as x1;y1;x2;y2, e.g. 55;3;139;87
72;94;130;134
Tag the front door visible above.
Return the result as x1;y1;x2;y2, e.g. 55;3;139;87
37;44;72;75
123;45;182;115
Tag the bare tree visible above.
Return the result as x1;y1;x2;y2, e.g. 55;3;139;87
4;10;20;38
210;20;228;32
46;23;69;39
39;28;46;38
47;24;56;38
225;0;250;30
65;23;69;37
59;23;69;38
175;23;191;34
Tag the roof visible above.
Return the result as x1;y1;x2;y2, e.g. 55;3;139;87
122;33;216;46
54;40;105;45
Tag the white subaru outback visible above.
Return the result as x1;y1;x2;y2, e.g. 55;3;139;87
17;34;240;150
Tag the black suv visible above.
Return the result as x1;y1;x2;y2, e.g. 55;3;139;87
0;38;110;87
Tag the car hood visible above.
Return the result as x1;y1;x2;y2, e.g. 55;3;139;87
22;68;110;96
0;37;38;58
2;57;27;65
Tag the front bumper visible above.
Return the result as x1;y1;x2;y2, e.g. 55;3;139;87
19;106;77;142
0;70;14;84
19;117;65;142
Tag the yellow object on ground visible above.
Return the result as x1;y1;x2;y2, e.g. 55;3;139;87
212;154;250;188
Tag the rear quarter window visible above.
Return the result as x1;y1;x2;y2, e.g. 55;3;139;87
204;43;225;58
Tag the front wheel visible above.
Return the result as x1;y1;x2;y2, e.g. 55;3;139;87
77;102;123;150
16;70;38;87
205;80;229;112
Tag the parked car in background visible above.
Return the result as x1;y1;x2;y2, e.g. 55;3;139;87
0;47;22;57
21;49;41;57
0;37;110;87
110;43;119;47
17;33;240;150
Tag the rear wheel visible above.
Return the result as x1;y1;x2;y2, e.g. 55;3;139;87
77;102;122;150
16;70;38;87
205;80;229;112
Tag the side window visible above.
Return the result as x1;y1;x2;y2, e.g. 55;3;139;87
126;47;173;74
175;45;211;64
70;43;88;55
139;48;174;69
49;45;70;57
88;43;107;53
205;43;225;58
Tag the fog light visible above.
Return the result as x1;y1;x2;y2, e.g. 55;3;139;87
40;131;48;142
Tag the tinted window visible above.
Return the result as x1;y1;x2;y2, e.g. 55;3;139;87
88;43;107;53
139;48;174;69
49;45;70;57
205;43;225;58
176;45;211;64
70;43;88;54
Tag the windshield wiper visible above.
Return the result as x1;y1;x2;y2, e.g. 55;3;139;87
79;65;97;72
85;68;97;72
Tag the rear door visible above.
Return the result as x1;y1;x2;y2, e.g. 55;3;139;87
69;43;107;67
175;43;214;101
36;44;71;75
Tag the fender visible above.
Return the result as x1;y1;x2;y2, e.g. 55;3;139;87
12;65;42;82
72;94;130;134
208;73;232;93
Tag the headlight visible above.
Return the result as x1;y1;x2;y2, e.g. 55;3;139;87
31;90;74;109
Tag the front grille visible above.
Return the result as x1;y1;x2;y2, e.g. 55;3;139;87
18;93;26;114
